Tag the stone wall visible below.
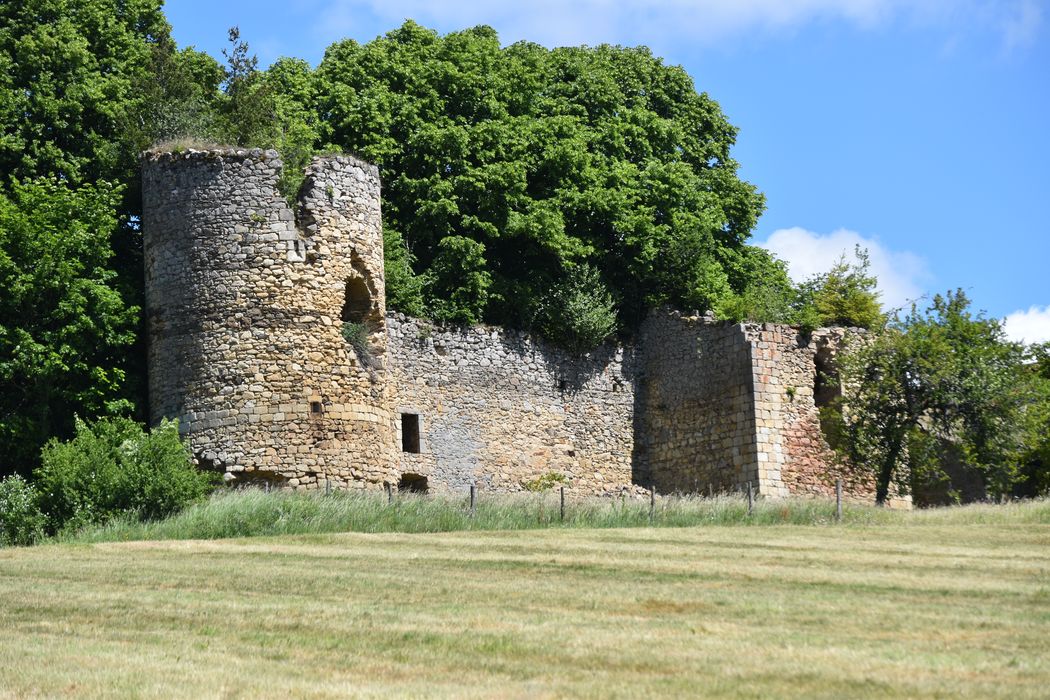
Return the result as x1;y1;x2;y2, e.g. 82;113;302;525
142;147;398;488
386;314;638;495
635;312;759;494
140;147;904;506
748;325;907;505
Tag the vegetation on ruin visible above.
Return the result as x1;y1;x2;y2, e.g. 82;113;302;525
3;513;1048;697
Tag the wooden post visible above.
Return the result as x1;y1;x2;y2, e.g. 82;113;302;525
469;483;477;517
836;479;843;522
560;486;566;522
746;481;753;515
649;487;656;523
385;482;393;505
325;478;331;496
708;483;713;498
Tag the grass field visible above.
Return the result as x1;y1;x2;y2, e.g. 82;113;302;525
2;506;1049;698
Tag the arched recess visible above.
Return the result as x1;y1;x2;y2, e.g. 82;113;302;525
340;253;380;325
342;276;371;324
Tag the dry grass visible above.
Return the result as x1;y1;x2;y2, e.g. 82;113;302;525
2;518;1048;698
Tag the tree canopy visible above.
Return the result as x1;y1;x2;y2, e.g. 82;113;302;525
307;22;771;337
0;179;138;476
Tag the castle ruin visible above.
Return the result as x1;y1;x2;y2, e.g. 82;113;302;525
142;148;890;502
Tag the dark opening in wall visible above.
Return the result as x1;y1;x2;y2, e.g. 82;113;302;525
342;276;371;324
401;413;420;453
398;473;428;493
814;345;845;450
309;401;323;415
813;346;840;409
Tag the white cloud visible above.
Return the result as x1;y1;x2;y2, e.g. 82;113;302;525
758;226;929;311
1000;0;1043;51
313;0;1042;51
1004;306;1050;344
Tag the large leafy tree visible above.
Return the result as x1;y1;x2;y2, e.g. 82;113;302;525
838;290;1029;504
0;180;138;476
0;0;213;193
310;22;771;340
0;1;212;474
1017;343;1050;496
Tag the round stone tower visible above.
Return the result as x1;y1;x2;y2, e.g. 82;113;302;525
141;147;398;488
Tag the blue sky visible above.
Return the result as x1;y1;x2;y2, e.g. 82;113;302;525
166;0;1050;342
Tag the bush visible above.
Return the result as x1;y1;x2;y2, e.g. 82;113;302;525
795;248;885;330
0;475;46;546
35;417;216;533
522;472;569;492
538;265;618;353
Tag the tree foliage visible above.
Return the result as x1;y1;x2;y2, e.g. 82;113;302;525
1017;343;1050;496
0;0;220;473
309;22;768;341
837;290;1029;504
0;179;139;476
535;265;618;353
35;417;215;533
795;248;885;330
0;0;172;187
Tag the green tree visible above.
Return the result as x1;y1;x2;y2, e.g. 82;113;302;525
0;0;173;187
0;0;222;458
215;27;278;149
715;246;797;324
794;248;884;330
1017;342;1050;496
35;417;214;533
536;264;619;352
838;290;1028;504
426;236;493;324
0;180;138;476
313;22;765;334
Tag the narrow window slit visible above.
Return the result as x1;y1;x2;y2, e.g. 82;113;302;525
401;413;420;453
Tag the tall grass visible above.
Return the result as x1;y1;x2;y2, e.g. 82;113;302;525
65;488;1050;544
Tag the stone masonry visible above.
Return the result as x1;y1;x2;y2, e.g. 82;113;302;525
142;147;398;489
141;147;899;503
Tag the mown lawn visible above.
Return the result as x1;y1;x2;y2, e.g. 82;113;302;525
1;517;1048;698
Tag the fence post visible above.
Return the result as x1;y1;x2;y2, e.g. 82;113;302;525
746;481;753;515
385;481;393;505
836;479;843;522
469;483;477;517
560;486;566;522
325;478;331;496
649;486;656;523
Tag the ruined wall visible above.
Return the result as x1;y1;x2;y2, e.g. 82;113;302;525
141;148;899;504
386;314;638;495
142;147;398;488
749;325;907;505
635;312;759;494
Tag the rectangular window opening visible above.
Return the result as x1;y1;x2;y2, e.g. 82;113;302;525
310;401;323;415
401;413;420;453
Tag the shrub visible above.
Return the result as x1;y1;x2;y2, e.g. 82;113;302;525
35;417;216;533
341;321;380;369
522;472;570;492
0;475;46;546
537;265;618;353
